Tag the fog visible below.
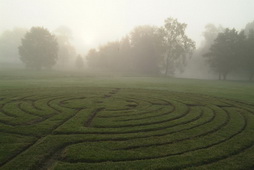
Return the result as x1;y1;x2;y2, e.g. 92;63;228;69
1;0;254;79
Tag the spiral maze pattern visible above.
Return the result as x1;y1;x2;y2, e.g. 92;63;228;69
0;88;254;169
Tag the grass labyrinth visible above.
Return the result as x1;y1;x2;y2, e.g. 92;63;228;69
0;87;254;169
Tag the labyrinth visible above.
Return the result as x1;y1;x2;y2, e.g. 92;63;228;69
0;87;254;170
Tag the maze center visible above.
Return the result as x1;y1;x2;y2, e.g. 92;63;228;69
0;87;254;169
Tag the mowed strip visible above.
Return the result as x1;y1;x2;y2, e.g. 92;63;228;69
0;87;253;170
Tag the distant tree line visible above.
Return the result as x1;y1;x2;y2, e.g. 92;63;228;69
0;18;254;81
86;18;195;76
204;27;254;81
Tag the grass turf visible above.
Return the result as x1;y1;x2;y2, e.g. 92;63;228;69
0;69;254;170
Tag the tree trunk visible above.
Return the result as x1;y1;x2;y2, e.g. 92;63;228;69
219;73;221;80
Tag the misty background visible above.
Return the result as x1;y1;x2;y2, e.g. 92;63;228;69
0;0;254;80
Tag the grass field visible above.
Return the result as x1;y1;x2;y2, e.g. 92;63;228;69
0;69;254;170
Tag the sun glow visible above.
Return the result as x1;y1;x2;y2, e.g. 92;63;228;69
84;35;96;47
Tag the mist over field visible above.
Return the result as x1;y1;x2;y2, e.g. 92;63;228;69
1;1;254;169
0;0;254;80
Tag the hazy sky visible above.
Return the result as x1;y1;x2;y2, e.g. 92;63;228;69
1;0;253;53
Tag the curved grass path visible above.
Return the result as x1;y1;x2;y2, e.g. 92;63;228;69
0;87;254;170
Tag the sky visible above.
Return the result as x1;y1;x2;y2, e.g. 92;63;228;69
1;0;253;54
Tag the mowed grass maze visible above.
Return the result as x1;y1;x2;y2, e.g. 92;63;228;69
0;85;254;170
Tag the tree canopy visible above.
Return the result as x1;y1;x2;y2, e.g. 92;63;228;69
130;25;162;74
18;27;58;69
86;26;163;75
54;26;76;68
86;18;195;76
204;28;246;80
160;18;195;76
244;29;254;80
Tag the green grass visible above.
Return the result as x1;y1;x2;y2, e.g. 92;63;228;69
0;69;254;170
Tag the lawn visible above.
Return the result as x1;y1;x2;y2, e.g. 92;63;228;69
0;69;254;169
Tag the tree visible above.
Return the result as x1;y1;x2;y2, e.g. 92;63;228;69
0;28;27;64
100;41;121;71
87;40;127;72
18;27;58;69
86;26;163;75
204;28;245;80
118;36;132;72
86;48;99;68
75;54;84;69
160;18;195;76
86;18;195;76
245;20;254;36
130;25;163;74
244;29;254;81
200;24;224;54
181;24;223;79
54;26;76;68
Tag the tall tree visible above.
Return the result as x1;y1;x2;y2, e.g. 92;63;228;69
19;27;58;69
54;26;76;68
244;29;254;81
181;24;223;79
160;18;195;76
86;18;195;76
98;41;121;71
204;28;245;80
200;24;224;54
130;25;162;74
